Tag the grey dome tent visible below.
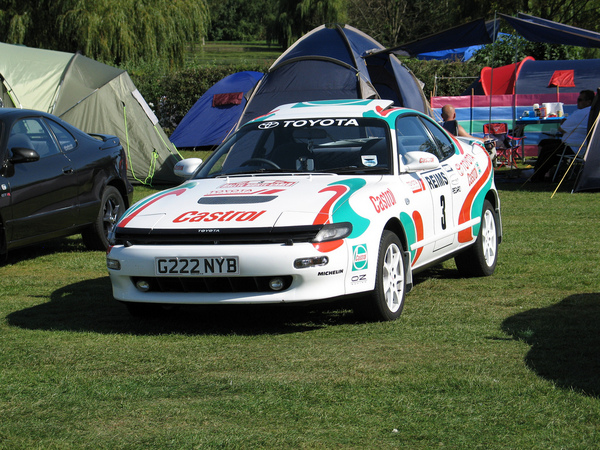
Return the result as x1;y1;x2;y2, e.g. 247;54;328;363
0;42;181;185
238;24;430;127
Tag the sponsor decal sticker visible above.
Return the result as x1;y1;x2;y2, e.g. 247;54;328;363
351;274;368;285
404;175;426;194
318;269;344;276
173;210;266;223
352;244;368;271
199;180;298;203
424;172;449;190
280;118;359;128
455;153;476;177
370;188;396;213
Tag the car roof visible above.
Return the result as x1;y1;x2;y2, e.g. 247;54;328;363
0;108;53;120
255;99;399;120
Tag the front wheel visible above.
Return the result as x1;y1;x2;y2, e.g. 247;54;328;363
82;186;125;251
355;231;407;321
454;199;499;277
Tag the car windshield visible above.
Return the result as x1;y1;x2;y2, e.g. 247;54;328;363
194;117;391;178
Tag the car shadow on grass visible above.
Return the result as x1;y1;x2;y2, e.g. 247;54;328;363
1;237;88;265
502;293;600;398
6;276;361;336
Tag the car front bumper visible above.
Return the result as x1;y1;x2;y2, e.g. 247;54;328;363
107;242;351;305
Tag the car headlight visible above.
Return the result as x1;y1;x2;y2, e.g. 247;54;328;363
312;222;353;243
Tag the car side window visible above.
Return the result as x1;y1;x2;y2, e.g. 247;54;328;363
395;115;442;159
8;118;61;159
47;120;77;152
419;117;455;161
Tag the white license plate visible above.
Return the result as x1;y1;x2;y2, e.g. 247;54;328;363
155;257;239;276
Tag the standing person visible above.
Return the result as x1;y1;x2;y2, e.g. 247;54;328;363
531;89;595;182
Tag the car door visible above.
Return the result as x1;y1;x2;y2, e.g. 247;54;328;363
395;115;457;263
44;118;100;224
417;116;459;252
3;117;79;246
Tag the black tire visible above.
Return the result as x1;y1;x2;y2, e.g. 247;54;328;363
355;231;407;321
454;199;499;277
82;186;125;251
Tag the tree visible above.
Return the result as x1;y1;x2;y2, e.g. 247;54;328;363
266;0;347;48
346;0;465;47
206;0;275;41
0;0;209;66
470;34;586;67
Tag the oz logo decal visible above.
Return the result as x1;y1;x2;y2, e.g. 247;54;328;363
352;244;368;271
258;121;279;129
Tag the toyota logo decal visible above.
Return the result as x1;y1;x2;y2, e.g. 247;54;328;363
258;121;279;129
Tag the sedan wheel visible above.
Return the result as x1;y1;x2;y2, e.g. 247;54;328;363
82;186;125;251
455;199;499;277
356;231;406;321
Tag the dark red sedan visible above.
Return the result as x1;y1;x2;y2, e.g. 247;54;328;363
0;109;133;255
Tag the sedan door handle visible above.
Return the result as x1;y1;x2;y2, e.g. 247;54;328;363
63;166;74;175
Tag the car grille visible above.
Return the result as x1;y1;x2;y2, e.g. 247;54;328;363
114;225;322;246
132;275;293;293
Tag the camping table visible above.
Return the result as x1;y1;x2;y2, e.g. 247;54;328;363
514;116;564;160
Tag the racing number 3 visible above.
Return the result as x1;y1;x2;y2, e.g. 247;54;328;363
440;195;447;230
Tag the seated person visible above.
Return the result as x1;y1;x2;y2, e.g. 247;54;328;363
442;104;495;161
441;104;482;141
532;89;595;182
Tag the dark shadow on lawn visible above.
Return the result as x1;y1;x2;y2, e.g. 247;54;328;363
502;293;600;398
1;237;89;265
7;276;359;336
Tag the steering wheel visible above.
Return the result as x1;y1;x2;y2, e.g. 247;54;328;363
240;158;281;169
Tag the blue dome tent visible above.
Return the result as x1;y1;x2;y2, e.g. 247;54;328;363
170;71;263;149
237;24;430;127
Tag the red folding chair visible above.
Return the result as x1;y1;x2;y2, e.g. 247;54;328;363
483;123;523;168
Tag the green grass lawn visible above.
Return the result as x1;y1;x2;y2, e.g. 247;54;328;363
1;180;599;448
186;41;281;67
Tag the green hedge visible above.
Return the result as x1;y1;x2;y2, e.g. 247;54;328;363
127;60;482;135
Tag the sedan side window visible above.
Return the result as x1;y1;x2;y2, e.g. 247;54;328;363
419;117;456;161
8;118;61;159
395;115;442;159
47;120;77;152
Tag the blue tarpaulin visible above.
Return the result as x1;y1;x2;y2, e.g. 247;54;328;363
501;13;600;48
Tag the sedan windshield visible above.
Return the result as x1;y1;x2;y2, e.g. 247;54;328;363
195;117;391;178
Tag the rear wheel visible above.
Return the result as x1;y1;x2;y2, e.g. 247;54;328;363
455;199;499;277
356;231;406;321
82;186;125;251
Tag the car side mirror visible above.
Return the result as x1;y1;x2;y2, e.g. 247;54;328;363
9;147;40;164
401;151;440;172
174;158;203;178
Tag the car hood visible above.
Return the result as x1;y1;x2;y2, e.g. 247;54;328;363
117;174;379;231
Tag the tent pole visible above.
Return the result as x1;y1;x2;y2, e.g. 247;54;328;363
488;11;498;129
471;89;474;134
0;74;22;108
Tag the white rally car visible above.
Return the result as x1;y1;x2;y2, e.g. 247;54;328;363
107;99;501;320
